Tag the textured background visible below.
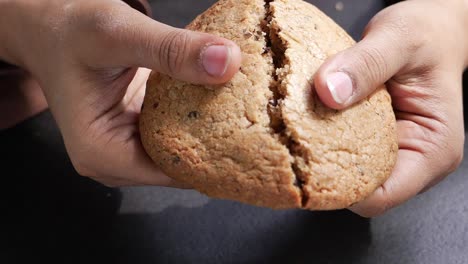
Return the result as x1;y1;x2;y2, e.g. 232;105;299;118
3;1;468;263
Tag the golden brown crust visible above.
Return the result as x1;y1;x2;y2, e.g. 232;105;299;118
139;0;398;210
140;0;302;209
269;0;398;209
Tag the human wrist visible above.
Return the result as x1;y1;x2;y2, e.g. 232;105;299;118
0;1;20;74
440;0;468;69
451;0;468;68
0;0;30;71
463;0;468;68
450;0;468;68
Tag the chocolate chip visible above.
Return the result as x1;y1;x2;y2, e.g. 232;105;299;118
173;156;181;164
153;102;159;109
188;111;200;119
255;30;264;41
293;178;300;187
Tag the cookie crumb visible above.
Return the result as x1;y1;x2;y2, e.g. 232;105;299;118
172;156;181;164
188;111;200;119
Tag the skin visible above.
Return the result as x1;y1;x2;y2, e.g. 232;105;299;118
0;0;466;217
315;0;467;217
0;0;242;187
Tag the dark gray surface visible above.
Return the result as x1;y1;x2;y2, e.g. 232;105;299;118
150;0;383;41
3;110;468;264
3;1;468;264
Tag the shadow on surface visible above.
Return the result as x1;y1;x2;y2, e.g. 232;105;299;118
2;112;371;264
111;203;370;264
2;0;467;261
1;112;122;263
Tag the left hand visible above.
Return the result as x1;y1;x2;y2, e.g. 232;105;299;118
0;0;241;187
314;0;467;217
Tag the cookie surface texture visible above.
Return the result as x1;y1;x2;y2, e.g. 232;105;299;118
139;0;398;210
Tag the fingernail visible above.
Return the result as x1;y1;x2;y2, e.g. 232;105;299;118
327;72;353;105
201;45;231;77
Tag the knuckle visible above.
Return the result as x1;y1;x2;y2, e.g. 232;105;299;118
382;13;411;38
370;187;396;217
88;4;125;35
364;201;392;218
157;30;191;76
72;158;97;178
446;141;465;174
67;1;127;39
370;5;412;37
67;143;99;178
355;204;387;218
52;1;129;55
353;186;396;218
363;8;389;37
435;127;465;174
72;158;121;188
382;15;422;55
40;2;79;42
355;46;388;87
367;7;422;56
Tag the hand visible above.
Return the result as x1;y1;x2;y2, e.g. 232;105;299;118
0;0;241;187
314;0;467;217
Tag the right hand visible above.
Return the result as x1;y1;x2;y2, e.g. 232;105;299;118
314;0;466;217
0;0;242;187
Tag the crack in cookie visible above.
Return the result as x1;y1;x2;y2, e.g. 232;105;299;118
263;0;308;207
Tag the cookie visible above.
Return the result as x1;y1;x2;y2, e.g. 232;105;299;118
139;0;398;210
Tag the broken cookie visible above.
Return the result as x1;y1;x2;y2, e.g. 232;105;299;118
139;0;398;210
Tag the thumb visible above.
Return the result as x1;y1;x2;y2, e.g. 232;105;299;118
314;19;411;109
89;3;242;85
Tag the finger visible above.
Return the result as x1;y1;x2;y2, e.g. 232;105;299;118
349;149;430;218
123;67;152;113
167;180;193;189
73;128;179;188
93;141;180;187
83;2;242;85
105;130;193;189
349;117;458;217
94;174;191;189
100;178;191;189
314;13;415;109
349;119;433;217
93;177;139;188
116;138;178;187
